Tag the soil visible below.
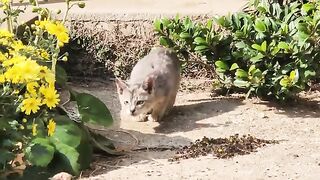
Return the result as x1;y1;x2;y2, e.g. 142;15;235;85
69;78;320;180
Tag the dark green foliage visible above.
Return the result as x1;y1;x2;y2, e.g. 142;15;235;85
155;0;320;100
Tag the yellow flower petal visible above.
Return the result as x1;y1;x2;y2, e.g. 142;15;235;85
47;119;56;136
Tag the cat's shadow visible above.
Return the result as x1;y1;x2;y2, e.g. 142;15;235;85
154;98;243;133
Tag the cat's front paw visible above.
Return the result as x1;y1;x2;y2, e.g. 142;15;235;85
137;114;148;122
147;114;158;122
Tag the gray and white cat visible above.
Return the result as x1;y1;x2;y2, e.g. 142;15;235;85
115;47;180;122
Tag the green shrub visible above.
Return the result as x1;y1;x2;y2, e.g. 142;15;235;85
154;0;320;100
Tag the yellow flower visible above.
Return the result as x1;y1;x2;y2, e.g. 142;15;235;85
4;66;21;83
6;59;41;83
0;0;10;4
26;82;39;96
45;21;57;35
4;57;41;83
39;66;55;83
38;49;49;59
0;29;13;38
47;21;68;36
2;55;26;67
0;74;5;83
55;22;68;34
36;19;50;30
41;20;69;47
47;119;56;136
12;40;25;51
21;59;41;82
40;85;60;109
0;52;7;62
57;33;69;47
32;123;38;136
21;97;42;115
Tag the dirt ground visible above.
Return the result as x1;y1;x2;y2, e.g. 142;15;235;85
70;78;320;180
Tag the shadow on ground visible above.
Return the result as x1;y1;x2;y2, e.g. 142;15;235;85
81;129;191;178
256;97;320;118
154;98;244;133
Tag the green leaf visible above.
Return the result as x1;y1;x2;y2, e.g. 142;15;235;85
304;70;316;78
281;63;294;74
0;118;10;130
159;36;173;47
183;17;193;29
235;69;248;78
50;116;82;148
302;3;315;13
54;143;80;175
298;31;310;42
69;89;79;102
160;18;171;26
271;47;280;55
233;79;250;88
235;41;246;48
278;41;289;50
76;124;93;170
251;44;261;51
254;19;266;33
215;16;226;26
194;37;207;44
76;93;113;127
0;149;14;166
261;41;267;52
174;14;180;23
56;65;67;86
194;45;209;52
248;65;256;75
90;130;123;155
280;76;290;87
251;68;262;78
215;61;229;71
297;22;308;33
289;69;299;83
206;19;213;30
250;53;264;63
26;138;55;167
154;19;163;32
179;32;191;39
230;63;239;71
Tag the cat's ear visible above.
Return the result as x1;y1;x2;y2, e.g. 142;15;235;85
115;78;128;95
142;76;154;94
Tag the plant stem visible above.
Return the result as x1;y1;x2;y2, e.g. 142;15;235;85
33;0;41;45
62;0;71;24
6;1;13;33
34;0;41;20
52;0;73;75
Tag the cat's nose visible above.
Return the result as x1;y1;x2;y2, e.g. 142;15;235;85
130;109;135;115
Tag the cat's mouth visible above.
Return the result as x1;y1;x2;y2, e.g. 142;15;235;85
130;113;138;116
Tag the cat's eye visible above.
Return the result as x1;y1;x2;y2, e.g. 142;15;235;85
136;100;145;105
124;101;129;105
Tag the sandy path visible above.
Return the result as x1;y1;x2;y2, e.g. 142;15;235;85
71;79;320;180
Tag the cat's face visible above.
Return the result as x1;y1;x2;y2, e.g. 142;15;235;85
115;78;154;116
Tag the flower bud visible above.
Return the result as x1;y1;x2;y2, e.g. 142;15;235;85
77;2;85;8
